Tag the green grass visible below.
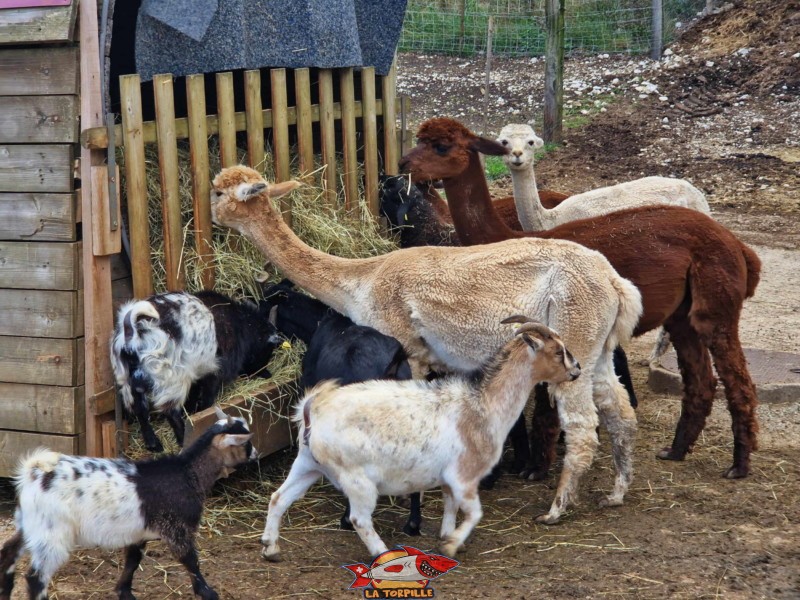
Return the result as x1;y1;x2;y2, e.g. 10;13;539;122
399;0;706;57
484;155;508;181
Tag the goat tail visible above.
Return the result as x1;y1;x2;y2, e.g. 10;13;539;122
739;242;762;299
14;448;60;491
606;274;643;352
292;380;341;446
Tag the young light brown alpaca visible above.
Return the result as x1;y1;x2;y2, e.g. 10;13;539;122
400;117;762;480
210;165;643;524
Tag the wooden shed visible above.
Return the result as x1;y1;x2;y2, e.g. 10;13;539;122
0;0;404;472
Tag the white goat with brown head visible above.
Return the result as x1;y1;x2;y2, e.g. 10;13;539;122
210;165;642;524
262;318;581;559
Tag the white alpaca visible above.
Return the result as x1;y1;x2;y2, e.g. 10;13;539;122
497;123;710;232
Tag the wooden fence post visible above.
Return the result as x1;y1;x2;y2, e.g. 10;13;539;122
651;0;663;60
244;70;265;169
381;57;399;175
318;70;337;207
543;0;565;144
215;72;238;168
339;68;358;211
80;0;116;456
361;67;379;216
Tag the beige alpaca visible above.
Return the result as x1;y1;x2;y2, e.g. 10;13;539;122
210;166;643;523
497;124;710;232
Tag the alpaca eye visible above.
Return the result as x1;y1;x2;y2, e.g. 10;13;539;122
501;139;508;146
527;140;535;146
433;144;449;156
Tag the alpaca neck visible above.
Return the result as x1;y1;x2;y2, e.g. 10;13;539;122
236;199;376;317
441;152;517;245
510;162;551;231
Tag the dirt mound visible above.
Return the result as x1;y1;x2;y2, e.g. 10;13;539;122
676;0;800;93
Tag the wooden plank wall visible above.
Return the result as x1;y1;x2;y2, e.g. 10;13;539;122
0;15;83;476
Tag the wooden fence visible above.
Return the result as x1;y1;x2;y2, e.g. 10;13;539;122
82;65;403;300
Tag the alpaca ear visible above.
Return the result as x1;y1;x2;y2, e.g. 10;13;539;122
532;135;544;149
235;182;268;201
469;136;509;156
267;180;302;199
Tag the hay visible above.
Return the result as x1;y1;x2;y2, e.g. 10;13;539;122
128;142;397;300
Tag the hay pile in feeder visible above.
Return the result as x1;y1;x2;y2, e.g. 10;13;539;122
120;141;398;459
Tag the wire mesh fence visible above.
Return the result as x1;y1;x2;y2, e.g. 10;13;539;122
399;0;707;56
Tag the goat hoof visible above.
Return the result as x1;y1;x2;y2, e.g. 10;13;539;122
117;591;137;600
145;440;164;454
197;588;219;600
599;496;624;508
535;513;560;525
723;465;749;479
402;522;421;537
520;467;548;481
261;547;282;562
439;540;458;557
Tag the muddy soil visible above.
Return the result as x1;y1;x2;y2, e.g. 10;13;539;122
1;1;798;598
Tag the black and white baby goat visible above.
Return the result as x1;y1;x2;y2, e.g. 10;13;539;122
261;280;422;535
111;290;282;452
0;408;256;600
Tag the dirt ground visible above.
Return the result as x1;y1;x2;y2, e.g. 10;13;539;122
2;1;799;598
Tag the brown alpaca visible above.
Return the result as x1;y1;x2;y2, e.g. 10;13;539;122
400;117;762;480
423;181;569;230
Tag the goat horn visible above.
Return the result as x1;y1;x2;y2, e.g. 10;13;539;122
214;405;227;421
268;305;278;326
514;322;556;339
500;315;533;325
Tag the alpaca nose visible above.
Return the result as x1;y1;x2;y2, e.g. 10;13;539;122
512;150;522;157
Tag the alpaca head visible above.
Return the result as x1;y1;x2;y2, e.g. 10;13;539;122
497;124;543;170
399;117;508;182
210;166;301;231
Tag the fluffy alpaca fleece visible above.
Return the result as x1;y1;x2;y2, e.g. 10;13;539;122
401;117;762;481
209;166;642;524
261;321;581;559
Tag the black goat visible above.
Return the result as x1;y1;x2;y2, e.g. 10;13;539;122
260;280;421;535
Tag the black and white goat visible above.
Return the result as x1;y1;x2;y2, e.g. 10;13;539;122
260;280;422;535
0;408;256;600
111;290;282;452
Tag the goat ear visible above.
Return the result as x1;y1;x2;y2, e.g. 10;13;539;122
220;433;254;448
267;180;302;199
235;182;268;201
268;305;278;326
469;136;509;156
521;333;544;351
